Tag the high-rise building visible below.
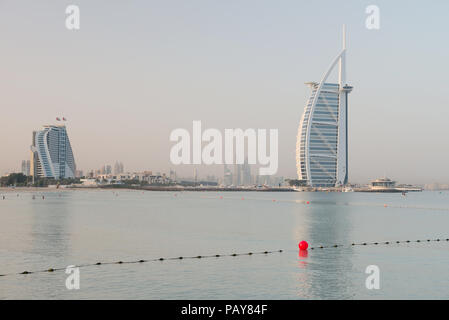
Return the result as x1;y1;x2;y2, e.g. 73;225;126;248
169;169;176;182
30;125;76;179
114;162;120;175
21;160;30;176
296;26;353;187
242;158;252;186
114;161;124;175
193;167;198;183
233;164;242;186
223;165;233;186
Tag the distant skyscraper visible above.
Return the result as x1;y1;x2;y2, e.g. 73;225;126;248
193;167;198;183
233;164;242;186
114;161;124;174
21;160;30;176
223;165;233;186
296;26;353;187
169;169;176;182
242;158;252;186
229;162;252;186
30;125;76;179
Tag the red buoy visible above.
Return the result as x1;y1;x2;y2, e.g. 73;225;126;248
298;241;308;250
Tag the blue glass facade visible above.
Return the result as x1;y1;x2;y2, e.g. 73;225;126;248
297;83;340;187
31;125;76;179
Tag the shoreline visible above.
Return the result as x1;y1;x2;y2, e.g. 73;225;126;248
98;185;296;192
0;186;296;192
1;185;427;193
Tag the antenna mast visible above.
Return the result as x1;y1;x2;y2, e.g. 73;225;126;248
339;24;346;86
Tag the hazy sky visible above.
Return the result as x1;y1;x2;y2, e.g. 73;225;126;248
1;0;448;184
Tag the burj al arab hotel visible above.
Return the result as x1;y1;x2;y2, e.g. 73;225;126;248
296;26;353;187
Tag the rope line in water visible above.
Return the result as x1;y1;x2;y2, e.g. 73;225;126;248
303;237;449;250
0;250;282;278
2;237;449;278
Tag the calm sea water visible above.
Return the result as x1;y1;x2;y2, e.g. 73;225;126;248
1;189;449;299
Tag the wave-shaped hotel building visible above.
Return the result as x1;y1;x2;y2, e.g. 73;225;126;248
296;26;353;187
30;125;76;179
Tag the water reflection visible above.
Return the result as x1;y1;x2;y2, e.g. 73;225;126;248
29;191;72;258
298;250;308;258
293;192;355;299
298;249;308;269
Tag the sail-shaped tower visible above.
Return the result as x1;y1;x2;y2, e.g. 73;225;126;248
296;26;353;187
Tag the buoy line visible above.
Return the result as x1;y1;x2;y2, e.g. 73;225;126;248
1;237;448;278
2;237;449;278
0;250;283;278
298;237;449;251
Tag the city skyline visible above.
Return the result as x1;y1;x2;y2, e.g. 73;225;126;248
1;1;449;184
2;1;449;304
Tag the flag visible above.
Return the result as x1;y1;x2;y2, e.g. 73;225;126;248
62;117;66;121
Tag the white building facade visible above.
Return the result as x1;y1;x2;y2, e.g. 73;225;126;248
30;125;76;179
296;26;353;187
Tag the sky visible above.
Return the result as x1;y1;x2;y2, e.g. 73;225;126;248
1;0;448;184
